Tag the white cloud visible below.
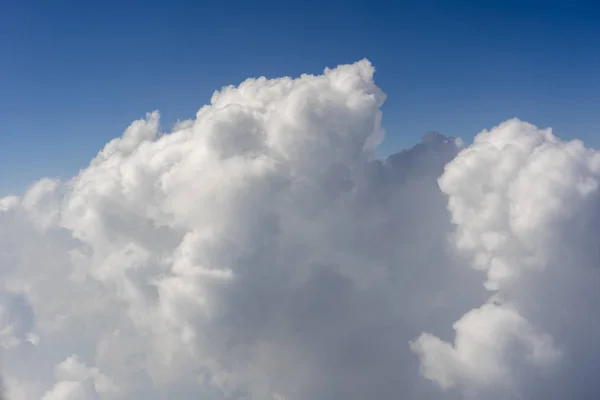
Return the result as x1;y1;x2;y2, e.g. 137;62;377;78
411;301;559;391
41;355;117;400
413;118;600;398
1;61;599;399
0;197;19;213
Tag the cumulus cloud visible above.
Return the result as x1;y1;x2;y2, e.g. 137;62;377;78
41;355;117;400
413;119;600;398
0;60;599;399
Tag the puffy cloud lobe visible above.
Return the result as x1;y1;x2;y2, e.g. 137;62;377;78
438;120;600;290
0;197;18;213
413;119;600;398
411;301;559;391
41;356;117;400
0;61;599;400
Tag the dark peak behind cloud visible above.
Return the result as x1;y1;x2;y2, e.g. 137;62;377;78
422;131;450;145
379;131;462;187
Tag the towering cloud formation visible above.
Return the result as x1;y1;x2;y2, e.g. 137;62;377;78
0;60;599;399
413;120;600;399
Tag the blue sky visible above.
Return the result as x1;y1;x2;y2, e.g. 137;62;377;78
2;0;600;195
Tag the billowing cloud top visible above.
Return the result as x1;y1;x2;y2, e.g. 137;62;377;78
1;60;599;400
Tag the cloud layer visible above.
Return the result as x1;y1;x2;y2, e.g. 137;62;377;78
1;60;599;399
